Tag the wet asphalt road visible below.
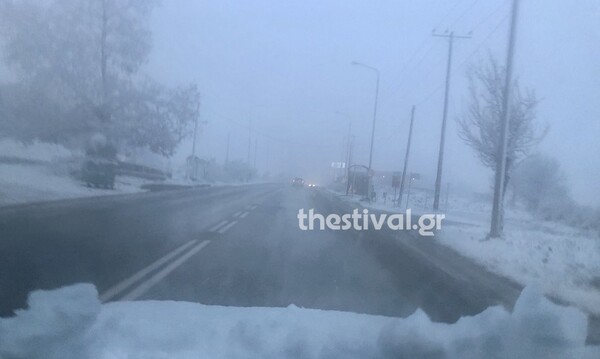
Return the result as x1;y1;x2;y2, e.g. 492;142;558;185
1;183;596;342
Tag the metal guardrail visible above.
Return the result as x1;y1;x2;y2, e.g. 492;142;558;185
116;161;171;181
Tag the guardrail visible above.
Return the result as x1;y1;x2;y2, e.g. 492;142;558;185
116;161;171;181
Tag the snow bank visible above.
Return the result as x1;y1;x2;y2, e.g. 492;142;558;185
438;224;600;315
1;284;598;359
0;163;148;206
335;185;600;316
0;139;150;206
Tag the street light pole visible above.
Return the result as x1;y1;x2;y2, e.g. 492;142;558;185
352;61;380;202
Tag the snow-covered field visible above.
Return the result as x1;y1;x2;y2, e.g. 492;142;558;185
336;184;600;316
0;283;598;359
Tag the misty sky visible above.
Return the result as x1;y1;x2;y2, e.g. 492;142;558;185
145;0;599;205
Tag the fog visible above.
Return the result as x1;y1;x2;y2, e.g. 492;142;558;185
2;1;600;354
144;0;599;205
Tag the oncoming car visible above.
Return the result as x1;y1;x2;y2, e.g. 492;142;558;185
292;177;304;188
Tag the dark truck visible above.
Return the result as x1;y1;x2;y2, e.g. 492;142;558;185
81;157;117;189
81;137;117;189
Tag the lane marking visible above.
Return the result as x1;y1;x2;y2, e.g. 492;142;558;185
217;220;238;234
209;220;229;232
121;240;210;301
250;205;258;210
239;211;250;218
99;240;197;302
233;211;243;218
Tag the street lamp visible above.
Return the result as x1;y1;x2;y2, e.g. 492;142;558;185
351;61;380;202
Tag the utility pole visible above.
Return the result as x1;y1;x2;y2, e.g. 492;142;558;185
432;31;470;211
345;136;355;195
398;106;416;209
253;138;258;171
345;121;352;184
265;140;270;174
225;132;230;164
490;0;520;238
191;102;201;157
351;61;380;202
246;119;252;165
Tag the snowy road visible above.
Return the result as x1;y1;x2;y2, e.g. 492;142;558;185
3;183;599;342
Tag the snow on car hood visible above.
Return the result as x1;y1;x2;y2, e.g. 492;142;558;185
0;283;598;359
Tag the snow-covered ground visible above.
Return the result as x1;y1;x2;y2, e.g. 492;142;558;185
0;139;273;207
0;283;598;359
0;139;150;206
334;184;600;316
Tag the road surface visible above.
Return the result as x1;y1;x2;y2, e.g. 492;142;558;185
0;183;597;342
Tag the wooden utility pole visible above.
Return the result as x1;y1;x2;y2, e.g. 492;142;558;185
397;106;416;208
225;132;230;164
490;0;520;238
432;31;470;211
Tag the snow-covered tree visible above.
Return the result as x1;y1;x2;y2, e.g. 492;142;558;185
457;57;546;192
511;154;568;211
0;0;198;156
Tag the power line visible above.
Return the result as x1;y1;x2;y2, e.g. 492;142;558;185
470;0;510;33
456;14;509;70
413;12;510;108
447;0;483;30
392;0;507;102
386;0;476;94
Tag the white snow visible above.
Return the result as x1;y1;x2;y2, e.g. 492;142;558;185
437;223;600;316
334;184;600;316
0;164;148;206
0;139;150;206
0;283;598;359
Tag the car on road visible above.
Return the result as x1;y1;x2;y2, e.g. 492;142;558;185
292;177;305;188
81;157;117;189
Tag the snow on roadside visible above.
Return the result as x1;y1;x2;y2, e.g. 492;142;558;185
0;283;598;359
0;139;151;207
0;163;147;206
331;185;600;316
438;223;600;315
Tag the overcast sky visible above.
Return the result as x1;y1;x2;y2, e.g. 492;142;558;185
145;0;600;205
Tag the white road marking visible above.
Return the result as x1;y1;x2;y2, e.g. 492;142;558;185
250;205;258;210
121;240;210;301
233;211;243;218
209;220;229;232
239;211;250;218
99;240;197;302
217;220;238;234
